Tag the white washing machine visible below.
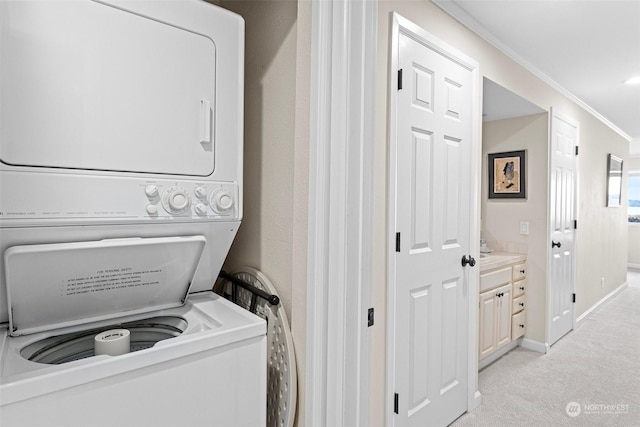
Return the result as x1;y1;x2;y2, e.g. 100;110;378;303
0;1;266;426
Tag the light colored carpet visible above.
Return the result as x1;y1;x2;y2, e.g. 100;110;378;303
451;270;640;427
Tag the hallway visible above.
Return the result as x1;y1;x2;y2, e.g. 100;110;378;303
452;270;640;426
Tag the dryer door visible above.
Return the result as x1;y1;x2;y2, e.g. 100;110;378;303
0;1;216;177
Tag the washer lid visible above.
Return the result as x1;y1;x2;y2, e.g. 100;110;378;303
4;236;206;337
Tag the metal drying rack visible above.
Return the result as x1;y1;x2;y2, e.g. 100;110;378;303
218;270;280;312
217;268;297;427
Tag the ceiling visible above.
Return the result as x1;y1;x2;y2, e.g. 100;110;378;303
482;78;544;122
434;0;640;148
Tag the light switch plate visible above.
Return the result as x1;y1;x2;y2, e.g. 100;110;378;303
520;221;529;235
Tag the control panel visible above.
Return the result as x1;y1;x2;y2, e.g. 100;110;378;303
0;171;240;226
149;183;237;218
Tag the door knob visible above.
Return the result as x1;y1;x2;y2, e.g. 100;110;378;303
461;255;476;267
552;240;562;248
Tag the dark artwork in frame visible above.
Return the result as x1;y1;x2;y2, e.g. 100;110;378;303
488;150;526;199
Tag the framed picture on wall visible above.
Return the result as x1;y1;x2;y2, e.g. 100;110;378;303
606;153;623;207
488;150;526;199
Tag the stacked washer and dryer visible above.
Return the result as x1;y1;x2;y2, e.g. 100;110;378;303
0;1;266;426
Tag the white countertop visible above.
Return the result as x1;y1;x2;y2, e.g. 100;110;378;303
478;251;526;272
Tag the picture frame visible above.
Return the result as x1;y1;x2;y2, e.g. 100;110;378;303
488;150;526;199
606;153;623;207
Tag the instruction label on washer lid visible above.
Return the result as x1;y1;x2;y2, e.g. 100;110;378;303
64;268;162;296
4;236;206;336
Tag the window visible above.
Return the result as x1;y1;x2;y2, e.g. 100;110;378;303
630;171;640;223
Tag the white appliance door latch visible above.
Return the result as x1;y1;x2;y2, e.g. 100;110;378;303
200;99;212;144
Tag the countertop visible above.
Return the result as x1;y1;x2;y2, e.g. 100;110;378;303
478;251;526;272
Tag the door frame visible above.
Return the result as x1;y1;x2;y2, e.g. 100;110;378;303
305;1;377;426
545;108;579;348
385;13;482;426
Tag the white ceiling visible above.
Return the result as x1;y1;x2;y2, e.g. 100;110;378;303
483;78;544;122
434;0;640;146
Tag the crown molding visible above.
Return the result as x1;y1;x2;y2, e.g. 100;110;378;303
432;0;632;142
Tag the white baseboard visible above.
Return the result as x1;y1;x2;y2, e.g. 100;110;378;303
628;263;640;270
576;282;628;326
521;338;548;354
471;391;481;411
478;340;519;370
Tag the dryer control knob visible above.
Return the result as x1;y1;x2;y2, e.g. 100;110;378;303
211;190;234;213
145;185;159;198
195;203;208;215
162;187;191;214
194;186;207;199
169;191;189;211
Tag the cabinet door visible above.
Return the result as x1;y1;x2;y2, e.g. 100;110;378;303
479;291;497;359
496;284;512;350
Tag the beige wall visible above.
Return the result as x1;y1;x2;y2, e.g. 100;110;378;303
219;0;298;320
217;2;309;425
374;1;630;424
628;156;640;267
482;113;549;344
574;116;629;314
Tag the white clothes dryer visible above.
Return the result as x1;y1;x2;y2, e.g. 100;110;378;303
0;1;265;426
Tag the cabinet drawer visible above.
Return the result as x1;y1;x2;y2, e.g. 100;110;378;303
513;279;526;298
512;295;525;313
511;310;525;340
480;267;511;293
513;263;526;281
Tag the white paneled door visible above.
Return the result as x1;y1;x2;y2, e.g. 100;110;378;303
389;21;477;426
548;111;579;346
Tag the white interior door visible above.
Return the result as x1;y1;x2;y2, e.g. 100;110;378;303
388;18;478;426
548;110;579;346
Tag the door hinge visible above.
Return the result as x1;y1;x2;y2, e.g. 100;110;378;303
575;146;579;156
397;69;403;90
396;232;401;252
394;393;399;414
368;307;375;327
572;293;576;303
573;219;577;229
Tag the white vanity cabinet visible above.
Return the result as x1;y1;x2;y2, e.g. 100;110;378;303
511;262;527;340
478;255;527;362
478;281;512;359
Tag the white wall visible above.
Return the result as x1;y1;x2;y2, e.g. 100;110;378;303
482;113;548;344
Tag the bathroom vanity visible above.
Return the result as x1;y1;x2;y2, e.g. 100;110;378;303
478;252;527;368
